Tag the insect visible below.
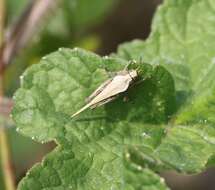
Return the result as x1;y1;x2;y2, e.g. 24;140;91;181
71;69;138;117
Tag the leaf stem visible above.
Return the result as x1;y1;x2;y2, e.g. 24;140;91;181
0;0;4;45
0;129;16;190
0;0;16;190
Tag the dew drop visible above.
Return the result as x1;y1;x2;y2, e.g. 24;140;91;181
89;152;92;157
125;153;130;159
157;101;162;106
132;59;137;63
199;119;203;124
160;178;165;183
26;171;30;176
203;136;209;141
12;94;16;100
137;166;142;171
141;132;146;137
212;57;215;65
141;132;151;138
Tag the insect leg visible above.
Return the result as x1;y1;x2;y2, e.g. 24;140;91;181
129;78;145;88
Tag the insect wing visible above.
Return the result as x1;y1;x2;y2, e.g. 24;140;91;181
88;70;137;107
86;70;137;103
72;78;113;117
85;78;112;103
90;96;117;109
72;69;138;117
91;74;131;100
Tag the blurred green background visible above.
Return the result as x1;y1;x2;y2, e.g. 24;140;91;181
1;0;215;190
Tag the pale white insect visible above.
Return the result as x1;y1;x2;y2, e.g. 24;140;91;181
71;69;138;117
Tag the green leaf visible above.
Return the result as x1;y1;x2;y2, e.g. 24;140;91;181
123;154;169;190
12;48;173;189
117;0;215;171
12;0;215;189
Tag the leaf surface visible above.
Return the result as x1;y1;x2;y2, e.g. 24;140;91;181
117;0;215;172
12;0;215;189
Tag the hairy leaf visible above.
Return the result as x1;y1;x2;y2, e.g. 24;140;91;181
12;48;173;189
117;0;215;173
12;0;215;189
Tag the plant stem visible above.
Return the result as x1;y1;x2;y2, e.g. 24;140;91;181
2;0;59;67
0;129;16;190
0;0;16;190
0;0;4;45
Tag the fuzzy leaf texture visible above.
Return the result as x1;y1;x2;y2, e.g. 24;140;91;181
12;0;215;189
